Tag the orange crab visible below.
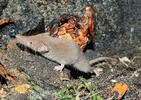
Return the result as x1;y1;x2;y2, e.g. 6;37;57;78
46;7;94;49
0;18;14;25
0;18;14;39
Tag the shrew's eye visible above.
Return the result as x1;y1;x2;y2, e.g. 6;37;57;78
30;42;32;44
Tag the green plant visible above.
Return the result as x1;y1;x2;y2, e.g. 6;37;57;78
56;77;102;100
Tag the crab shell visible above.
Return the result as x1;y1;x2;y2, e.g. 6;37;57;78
46;7;94;49
0;18;14;25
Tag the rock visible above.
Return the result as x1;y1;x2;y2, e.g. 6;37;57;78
1;0;43;34
92;0;141;57
0;0;8;16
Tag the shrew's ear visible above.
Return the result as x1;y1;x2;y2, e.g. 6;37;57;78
37;42;49;53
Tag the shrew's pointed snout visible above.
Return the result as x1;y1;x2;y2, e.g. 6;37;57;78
16;34;22;40
16;34;27;45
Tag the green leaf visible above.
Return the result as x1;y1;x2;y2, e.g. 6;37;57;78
79;77;85;82
90;91;96;100
77;84;84;91
79;77;90;91
71;98;75;100
92;94;96;100
68;84;73;88
56;90;63;96
62;95;73;99
97;96;102;100
70;89;75;94
58;95;63;100
83;82;90;91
